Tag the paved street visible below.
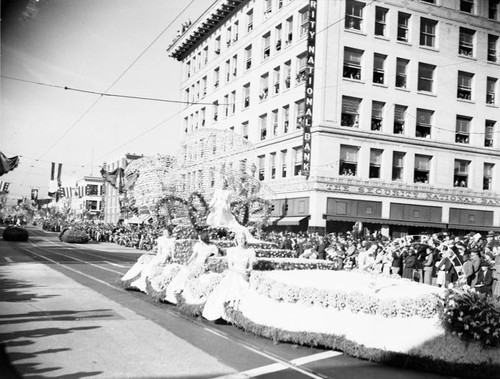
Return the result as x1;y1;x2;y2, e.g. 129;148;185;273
0;226;453;378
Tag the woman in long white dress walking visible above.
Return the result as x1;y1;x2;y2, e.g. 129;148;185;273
202;231;256;321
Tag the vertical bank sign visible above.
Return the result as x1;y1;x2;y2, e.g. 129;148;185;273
302;0;317;179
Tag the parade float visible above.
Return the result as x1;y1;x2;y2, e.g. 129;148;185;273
119;129;500;378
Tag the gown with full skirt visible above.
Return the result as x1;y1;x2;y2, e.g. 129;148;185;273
206;189;237;228
163;241;219;304
202;245;256;321
121;235;175;292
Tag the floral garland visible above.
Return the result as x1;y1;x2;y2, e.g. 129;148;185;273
440;285;500;348
184;271;225;301
254;258;339;271
250;272;440;319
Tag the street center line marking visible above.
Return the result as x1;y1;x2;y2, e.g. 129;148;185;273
291;350;343;366
205;328;327;379
214;362;286;379
4;257;14;263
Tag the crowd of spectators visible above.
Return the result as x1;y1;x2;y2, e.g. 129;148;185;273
14;217;500;298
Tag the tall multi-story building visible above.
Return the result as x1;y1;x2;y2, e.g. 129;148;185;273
73;176;105;220
167;0;500;237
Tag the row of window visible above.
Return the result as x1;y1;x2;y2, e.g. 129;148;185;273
418;0;499;19
184;1;309;80
344;46;499;105
255;145;495;191
347;1;499;63
341;95;497;147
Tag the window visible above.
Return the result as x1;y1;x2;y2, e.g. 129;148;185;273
202;76;207;97
270;153;276;179
456;116;471;144
242;121;249;139
394;105;407;134
369;149;383;179
375;7;388;37
226;27;232;47
275;24;283;51
281;150;287;177
286;17;293;45
488;35;498;62
224;94;229;117
483;163;494;190
417;63;435;92
264;0;272;16
233;21;239;43
414;155;431;184
485;120;495;147
186;61;191;79
420;18;437;47
245;45;252;70
487;77;497;105
340;145;358;176
232;55;238;77
345;0;364;31
343;47;362;80
243;83;250;108
392;152;405;181
230;91;236;115
459;28;475;57
86;185;99;196
263;32;271;59
283;105;290;133
86;200;98;210
215;36;221;55
341;96;361;128
457;71;473;100
490;0;499;20
460;0;474;13
300;7;310;37
201;107;206;126
416;108;433;138
373;54;386;84
421;0;435;3
260;73;269;100
284;60;291;89
296;100;305;129
293;147;302;176
214;67;220;88
260;114;268;140
258;155;265;180
296;54;307;84
247;9;254;33
396;58;409;88
225;59;231;82
273;66;281;94
213;100;219;122
272;109;279;136
454;159;470;187
371;101;384;131
397;12;410;42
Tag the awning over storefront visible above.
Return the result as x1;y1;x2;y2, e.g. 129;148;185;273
267;216;309;226
324;215;446;228
447;224;498;232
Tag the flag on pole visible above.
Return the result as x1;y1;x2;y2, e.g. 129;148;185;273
0;181;10;193
0;152;20;176
48;162;63;196
60;187;73;198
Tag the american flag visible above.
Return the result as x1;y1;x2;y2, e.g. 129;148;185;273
59;187;74;198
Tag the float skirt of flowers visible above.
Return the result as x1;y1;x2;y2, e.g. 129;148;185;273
230;270;500;378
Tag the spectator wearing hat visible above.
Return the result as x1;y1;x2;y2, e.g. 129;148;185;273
470;249;481;286
435;248;457;287
402;248;416;280
391;249;402;276
462;253;475;286
475;260;493;296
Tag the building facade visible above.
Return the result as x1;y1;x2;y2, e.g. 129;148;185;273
73;176;105;220
168;0;500;236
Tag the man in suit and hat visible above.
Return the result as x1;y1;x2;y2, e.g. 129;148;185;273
475;260;493;296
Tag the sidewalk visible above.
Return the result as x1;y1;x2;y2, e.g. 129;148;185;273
0;248;236;378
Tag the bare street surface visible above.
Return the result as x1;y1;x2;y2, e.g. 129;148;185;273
0;226;454;379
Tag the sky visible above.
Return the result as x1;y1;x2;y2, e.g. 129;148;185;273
1;0;210;202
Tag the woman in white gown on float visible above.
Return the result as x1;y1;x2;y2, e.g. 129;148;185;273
121;228;175;292
202;231;256;321
164;231;219;304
